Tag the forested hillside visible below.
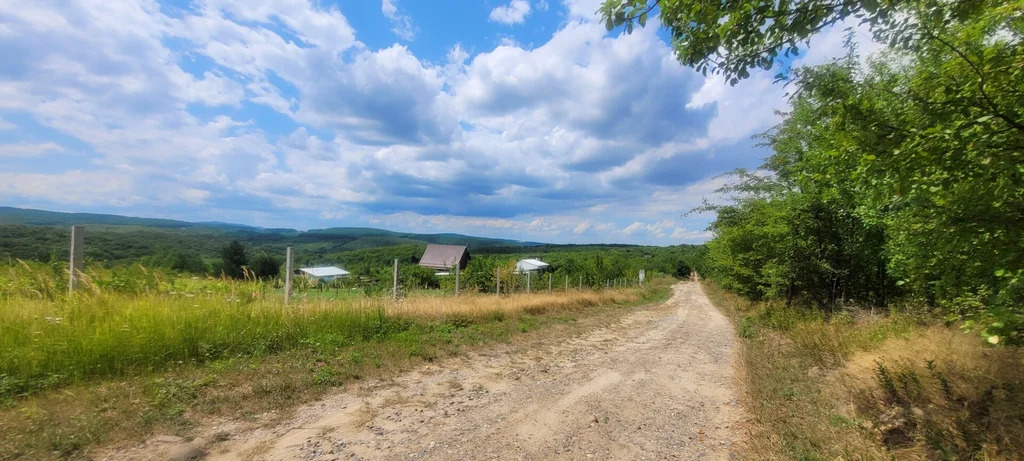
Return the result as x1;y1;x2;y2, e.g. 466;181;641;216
0;207;538;266
0;207;700;287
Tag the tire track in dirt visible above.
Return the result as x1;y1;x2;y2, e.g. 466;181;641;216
123;282;744;460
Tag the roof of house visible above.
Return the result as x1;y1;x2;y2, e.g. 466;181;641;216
516;258;550;272
298;266;350;277
419;244;468;269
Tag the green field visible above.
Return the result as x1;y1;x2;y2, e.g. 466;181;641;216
0;255;675;460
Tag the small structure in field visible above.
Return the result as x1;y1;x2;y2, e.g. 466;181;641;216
295;266;350;283
515;258;550;274
418;244;470;274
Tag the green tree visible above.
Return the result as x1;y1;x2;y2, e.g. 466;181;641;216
220;240;248;279
249;251;282;280
170;252;208;274
694;1;1023;341
599;0;1006;83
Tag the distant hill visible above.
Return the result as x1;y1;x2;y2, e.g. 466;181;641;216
306;227;540;248
0;207;542;263
0;207;292;234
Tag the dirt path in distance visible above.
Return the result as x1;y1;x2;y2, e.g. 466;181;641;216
124;282;745;460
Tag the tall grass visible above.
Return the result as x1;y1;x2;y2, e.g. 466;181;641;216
704;281;1024;460
0;260;651;400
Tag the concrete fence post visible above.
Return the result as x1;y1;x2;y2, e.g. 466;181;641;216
284;247;293;304
455;263;460;297
496;267;501;296
527;271;531;294
565;275;568;292
548;272;552;294
579;275;582;290
68;225;84;294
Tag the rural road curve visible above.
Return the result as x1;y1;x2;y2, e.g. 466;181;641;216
171;281;744;460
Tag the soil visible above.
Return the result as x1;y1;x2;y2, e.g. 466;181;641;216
110;281;744;460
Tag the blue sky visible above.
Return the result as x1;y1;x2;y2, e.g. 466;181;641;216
0;0;874;244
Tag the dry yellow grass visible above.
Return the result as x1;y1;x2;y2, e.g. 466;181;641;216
386;289;643;318
835;327;1024;459
704;280;1024;460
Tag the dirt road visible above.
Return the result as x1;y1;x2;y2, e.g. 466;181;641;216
155;282;744;460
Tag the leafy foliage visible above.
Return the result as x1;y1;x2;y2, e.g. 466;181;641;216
249;251;282;280
220;241;248;279
599;0;1003;84
657;1;1024;344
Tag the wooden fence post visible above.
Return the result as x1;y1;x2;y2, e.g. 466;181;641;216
68;225;83;295
527;271;531;294
392;258;398;300
548;272;552;293
565;275;568;292
455;263;460;297
496;267;501;296
284;247;293;304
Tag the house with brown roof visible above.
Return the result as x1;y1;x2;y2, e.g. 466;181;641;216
418;244;470;273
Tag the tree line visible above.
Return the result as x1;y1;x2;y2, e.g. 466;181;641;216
602;0;1022;343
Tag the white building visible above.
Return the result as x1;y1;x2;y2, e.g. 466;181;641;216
515;258;550;273
295;266;350;282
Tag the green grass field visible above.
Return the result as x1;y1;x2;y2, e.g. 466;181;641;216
0;260;674;460
0;261;667;402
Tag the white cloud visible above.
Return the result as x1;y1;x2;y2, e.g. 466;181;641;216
0;171;139;206
381;0;397;17
0;0;872;244
498;36;521;47
180;188;211;205
623;221;645;234
489;0;532;25
451;19;707;175
573;219;592;234
0;142;65;157
671;227;712;242
564;0;603;21
381;0;417;40
685;18;884;145
687;71;783;144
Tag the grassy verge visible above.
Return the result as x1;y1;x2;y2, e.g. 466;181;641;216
0;279;673;460
703;282;1024;460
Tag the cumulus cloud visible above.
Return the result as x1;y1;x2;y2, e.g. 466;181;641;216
0;0;868;244
489;0;532;25
452;20;710;175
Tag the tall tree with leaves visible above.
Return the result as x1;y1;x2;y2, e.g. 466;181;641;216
599;0;1005;83
615;0;1023;341
220;240;248;279
249;251;282;280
